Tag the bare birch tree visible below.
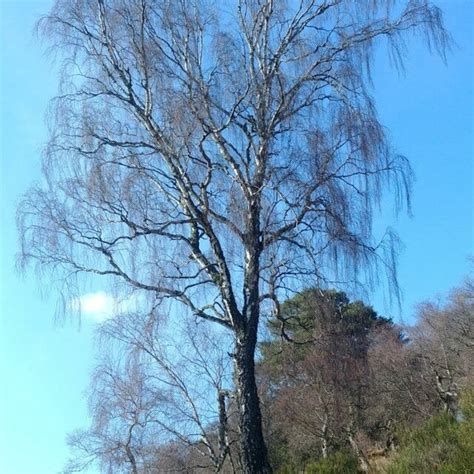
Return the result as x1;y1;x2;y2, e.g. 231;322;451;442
18;1;449;471
64;355;155;474
66;312;237;473
409;277;474;419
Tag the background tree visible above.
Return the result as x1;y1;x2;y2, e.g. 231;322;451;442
367;324;434;447
65;355;157;474
408;277;474;418
259;276;473;472
66;312;238;473
259;289;394;470
18;1;449;471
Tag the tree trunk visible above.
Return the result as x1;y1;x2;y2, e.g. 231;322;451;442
234;337;272;473
216;389;230;472
321;421;329;458
125;446;138;474
347;406;369;473
435;374;460;419
232;205;271;473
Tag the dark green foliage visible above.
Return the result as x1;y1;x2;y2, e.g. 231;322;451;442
274;450;360;474
261;288;393;370
265;289;391;343
305;451;361;474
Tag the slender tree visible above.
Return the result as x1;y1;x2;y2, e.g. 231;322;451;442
18;1;448;471
409;277;474;418
66;313;237;473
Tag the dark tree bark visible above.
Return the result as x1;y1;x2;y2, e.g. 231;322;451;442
235;337;271;473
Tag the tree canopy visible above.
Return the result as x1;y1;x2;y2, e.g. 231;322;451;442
17;1;451;472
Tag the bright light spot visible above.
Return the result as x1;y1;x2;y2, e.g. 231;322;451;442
69;291;138;323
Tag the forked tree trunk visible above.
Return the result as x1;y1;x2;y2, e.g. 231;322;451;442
234;336;272;473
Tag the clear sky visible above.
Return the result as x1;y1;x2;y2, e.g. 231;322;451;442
0;1;472;473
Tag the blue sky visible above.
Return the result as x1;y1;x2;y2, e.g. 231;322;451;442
0;1;472;473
